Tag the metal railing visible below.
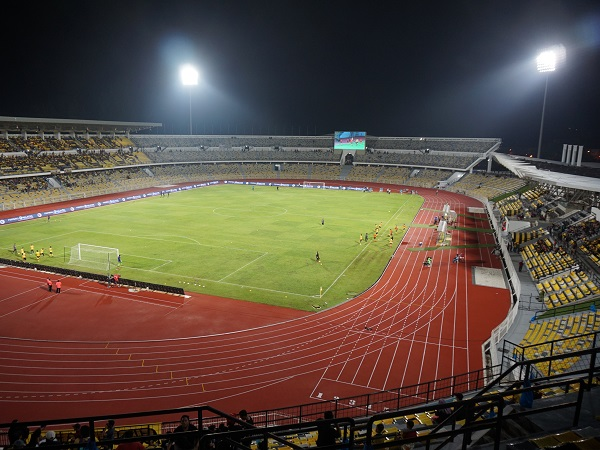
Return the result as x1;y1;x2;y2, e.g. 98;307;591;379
2;347;598;450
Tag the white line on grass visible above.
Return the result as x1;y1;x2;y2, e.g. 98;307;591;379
119;265;317;299
122;253;173;271
126;254;172;262
212;206;288;218
90;231;266;254
218;253;269;282
10;230;81;249
320;200;411;297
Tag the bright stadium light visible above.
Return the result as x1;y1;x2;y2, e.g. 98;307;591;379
536;50;557;73
180;64;199;135
536;46;565;159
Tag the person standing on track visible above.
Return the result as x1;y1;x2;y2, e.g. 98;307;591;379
46;278;53;292
55;280;62;294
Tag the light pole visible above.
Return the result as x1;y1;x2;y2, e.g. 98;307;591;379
180;64;199;135
535;49;557;159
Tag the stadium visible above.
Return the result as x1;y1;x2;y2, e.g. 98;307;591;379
1;117;599;449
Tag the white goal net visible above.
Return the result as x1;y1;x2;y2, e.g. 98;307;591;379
68;243;120;272
302;181;325;189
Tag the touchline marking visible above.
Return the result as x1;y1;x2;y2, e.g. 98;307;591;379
149;261;174;271
321;201;410;297
123;266;317;299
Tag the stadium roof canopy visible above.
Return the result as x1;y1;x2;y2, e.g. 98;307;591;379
0;116;162;134
493;152;600;193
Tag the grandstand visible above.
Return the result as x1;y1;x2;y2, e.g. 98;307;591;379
0;117;599;450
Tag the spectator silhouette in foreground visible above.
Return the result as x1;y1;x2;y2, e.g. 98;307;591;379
315;411;340;447
39;431;59;446
8;420;29;446
396;419;417;450
169;415;198;450
102;420;116;450
115;430;144;450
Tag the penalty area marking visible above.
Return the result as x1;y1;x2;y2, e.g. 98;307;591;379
218;252;269;282
117;253;173;272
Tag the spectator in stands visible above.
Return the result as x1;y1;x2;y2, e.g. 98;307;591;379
315;411;340;447
453;393;467;422
115;430;144;450
431;399;452;424
169;415;198;450
8;420;29;446
78;425;92;448
237;409;254;448
71;424;82;443
39;431;58;446
372;423;387;450
27;428;43;448
102;420;116;449
396;420;417;450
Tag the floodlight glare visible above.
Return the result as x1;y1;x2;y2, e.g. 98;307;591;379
536;51;557;73
180;64;199;86
180;64;199;135
535;45;565;159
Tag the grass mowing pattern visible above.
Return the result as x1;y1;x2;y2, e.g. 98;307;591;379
2;184;423;310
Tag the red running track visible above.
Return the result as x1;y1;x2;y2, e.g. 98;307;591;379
0;186;510;423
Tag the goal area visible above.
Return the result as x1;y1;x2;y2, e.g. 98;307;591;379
67;243;120;273
302;181;325;189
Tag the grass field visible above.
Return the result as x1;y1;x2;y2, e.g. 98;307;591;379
2;184;424;310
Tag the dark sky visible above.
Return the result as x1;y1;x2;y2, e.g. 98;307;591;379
2;1;600;156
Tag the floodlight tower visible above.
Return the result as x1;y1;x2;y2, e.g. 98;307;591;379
536;49;557;159
180;64;199;135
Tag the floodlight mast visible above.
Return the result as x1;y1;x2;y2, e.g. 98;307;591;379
536;50;557;159
180;65;199;135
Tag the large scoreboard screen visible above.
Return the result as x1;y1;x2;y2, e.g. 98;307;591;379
334;131;366;151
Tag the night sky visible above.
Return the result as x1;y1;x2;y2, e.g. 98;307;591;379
3;1;600;157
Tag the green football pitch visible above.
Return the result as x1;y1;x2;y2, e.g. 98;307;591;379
3;185;424;310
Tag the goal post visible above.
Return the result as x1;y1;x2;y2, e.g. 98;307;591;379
302;181;326;189
67;243;120;273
